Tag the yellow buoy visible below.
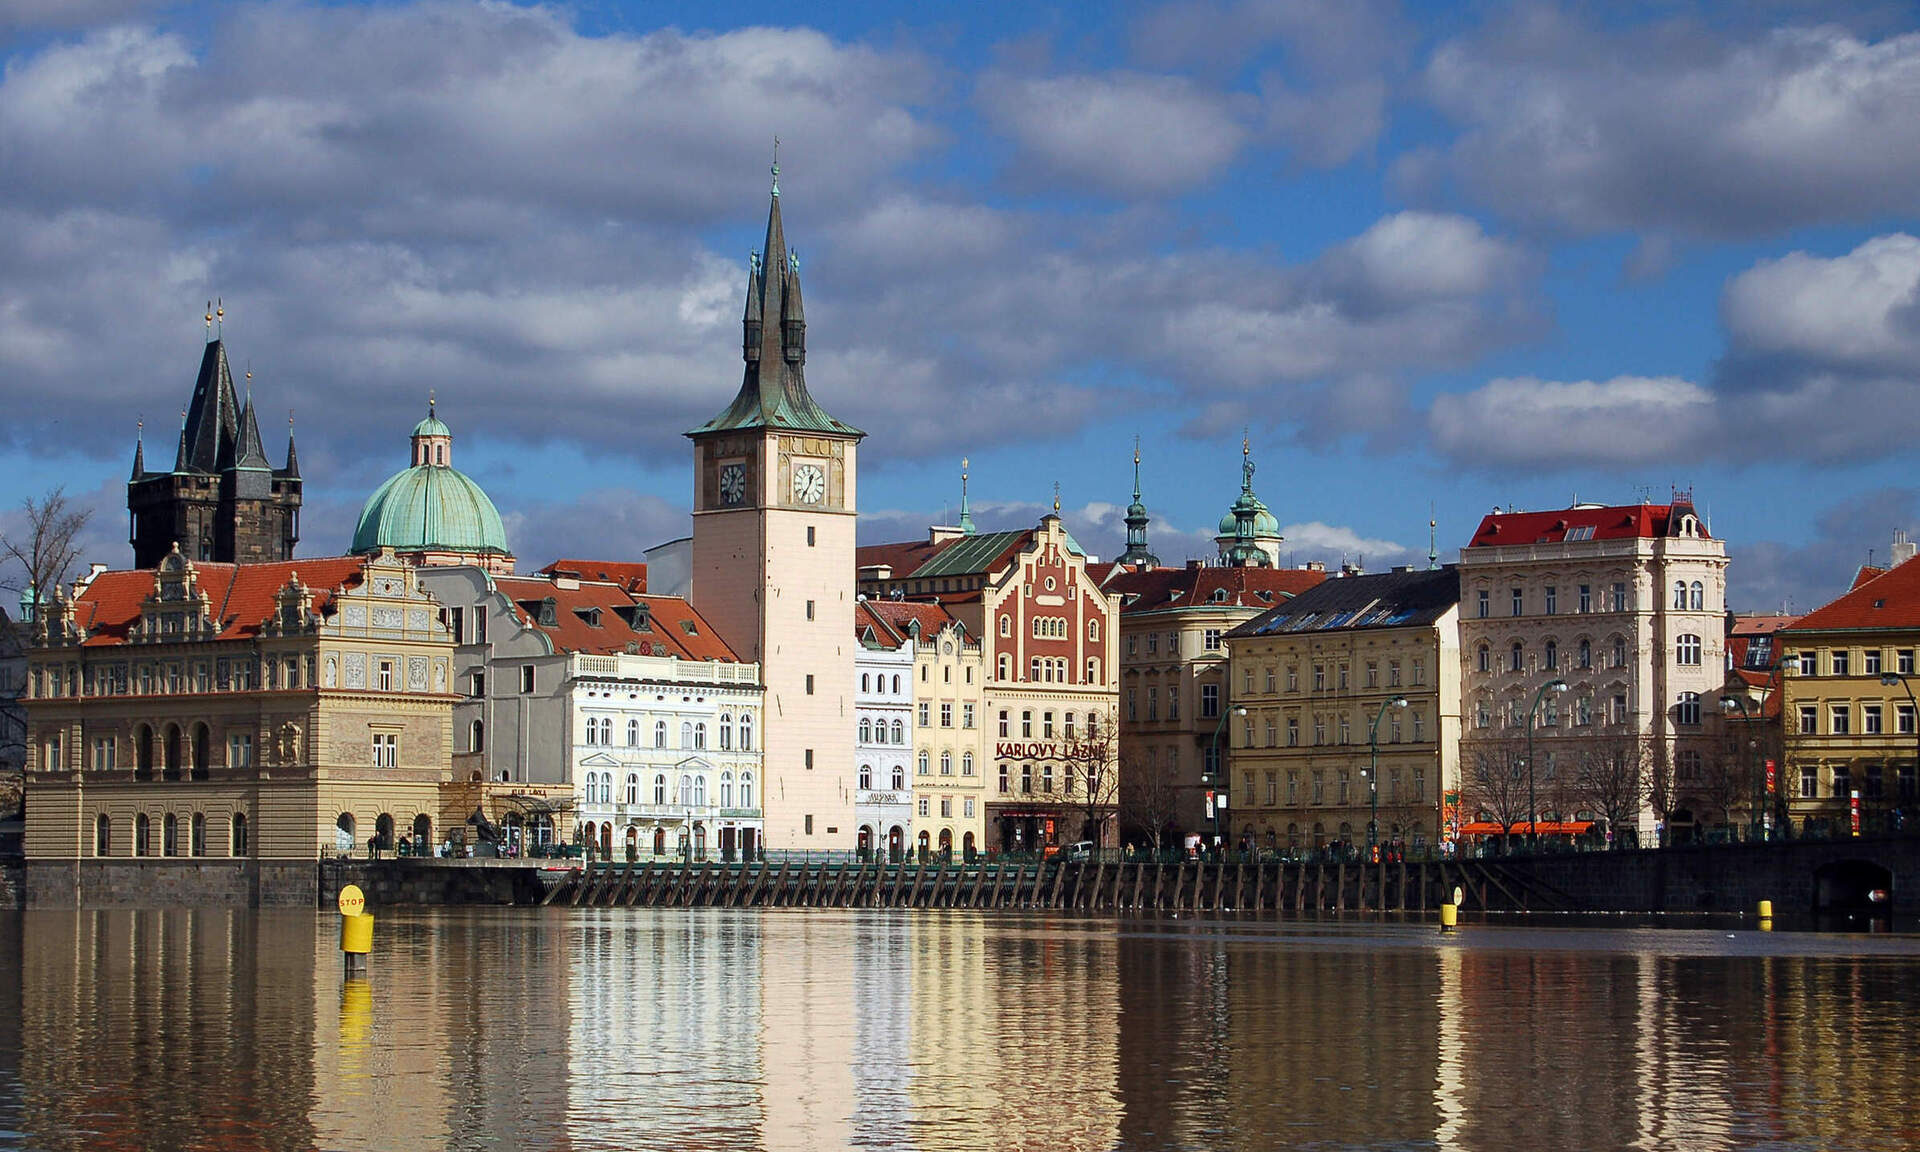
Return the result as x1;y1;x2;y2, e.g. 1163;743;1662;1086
1439;903;1458;932
1757;899;1774;931
341;912;374;955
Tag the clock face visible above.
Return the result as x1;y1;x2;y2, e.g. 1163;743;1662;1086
718;463;747;506
792;463;827;505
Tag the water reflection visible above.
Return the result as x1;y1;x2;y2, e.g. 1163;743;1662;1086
2;910;1919;1151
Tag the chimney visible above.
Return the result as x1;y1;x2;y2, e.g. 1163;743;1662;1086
1893;529;1917;568
928;526;963;545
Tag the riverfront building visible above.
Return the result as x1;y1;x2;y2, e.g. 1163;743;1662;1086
1223;566;1462;854
1778;549;1920;836
21;549;455;905
687;165;863;853
1456;498;1728;843
853;602;915;858
858;510;1121;852
857;598;988;858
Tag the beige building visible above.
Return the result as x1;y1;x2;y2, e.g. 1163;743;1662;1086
1106;561;1327;846
22;549;455;905
859;511;1120;853
1457;499;1728;844
1224;566;1462;854
1779;553;1920;836
688;171;863;853
857;599;989;858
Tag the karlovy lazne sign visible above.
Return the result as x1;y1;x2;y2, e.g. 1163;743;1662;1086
994;741;1101;761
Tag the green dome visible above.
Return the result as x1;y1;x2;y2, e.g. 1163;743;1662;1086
413;413;452;438
351;463;510;557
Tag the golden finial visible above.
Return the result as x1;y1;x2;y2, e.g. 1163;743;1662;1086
428;388;436;418
204;300;213;335
1134;433;1141;466
1053;481;1061;513
215;297;223;337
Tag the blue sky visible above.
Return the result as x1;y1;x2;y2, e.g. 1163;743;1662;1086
1;0;1918;613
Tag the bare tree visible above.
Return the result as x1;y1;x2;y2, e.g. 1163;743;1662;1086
1567;730;1652;848
1058;707;1121;848
0;487;92;604
1116;747;1180;856
1459;736;1531;847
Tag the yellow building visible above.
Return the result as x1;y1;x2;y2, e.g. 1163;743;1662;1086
1223;566;1462;855
1778;555;1920;835
858;599;988;858
22;548;456;905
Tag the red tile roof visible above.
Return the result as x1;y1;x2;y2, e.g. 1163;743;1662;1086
538;559;648;592
1787;557;1920;632
1107;564;1328;615
69;557;371;646
491;575;737;661
1466;502;1705;548
856;599;966;645
1851;565;1888;591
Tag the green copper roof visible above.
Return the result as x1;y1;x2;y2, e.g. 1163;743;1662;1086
351;464;510;557
413;413;451;438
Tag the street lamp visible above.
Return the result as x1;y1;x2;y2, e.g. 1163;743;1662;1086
1880;672;1917;835
1365;695;1409;854
1721;692;1760;841
1207;703;1248;853
1526;679;1570;852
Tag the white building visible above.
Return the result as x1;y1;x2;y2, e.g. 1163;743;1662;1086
1457;498;1728;843
854;610;914;859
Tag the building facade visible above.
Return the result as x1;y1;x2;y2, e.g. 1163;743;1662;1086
854;604;915;859
22;550;455;905
688;168;863;853
1779;557;1920;836
1457;499;1728;843
1224;567;1461;855
127;334;302;568
1107;561;1326;847
858;512;1119;853
858;599;988;859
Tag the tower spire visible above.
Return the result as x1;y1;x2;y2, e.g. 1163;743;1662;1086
1118;434;1158;569
1428;508;1439;570
131;419;145;479
959;457;976;536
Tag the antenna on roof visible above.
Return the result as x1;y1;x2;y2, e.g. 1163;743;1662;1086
1428;505;1438;570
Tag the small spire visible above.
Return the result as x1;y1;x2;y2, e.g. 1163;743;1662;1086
1428;512;1439;571
131;418;146;479
285;409;300;478
771;135;781;198
204;300;213;340
959;456;975;536
429;388;436;419
1132;434;1143;501
1053;481;1061;513
244;363;252;404
215;297;224;338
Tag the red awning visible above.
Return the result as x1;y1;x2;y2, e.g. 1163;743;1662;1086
1458;820;1594;837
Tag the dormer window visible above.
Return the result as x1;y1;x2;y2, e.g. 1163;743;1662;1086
576;607;602;628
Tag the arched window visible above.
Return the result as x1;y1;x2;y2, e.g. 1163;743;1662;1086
191;812;205;856
740;715;753;750
859;718;873;743
1000;615;1011;637
653;827;667;855
894;765;908;790
720;771;734;807
1674;581;1687;609
740;772;754;809
940;751;952;775
1544;640;1558;670
1690;580;1704;610
1676;634;1702;666
164;724;181;781
917;750;930;776
134;812;150;857
1613;636;1628;667
94;813;110;857
1510;643;1524;673
679;775;694;805
191;723;209;780
694;723;707;750
680;722;693;748
892;675;901;694
601;774;613;804
694;776;707;807
1477;645;1490;673
470;719;485;752
1677;691;1701;726
136;725;154;779
627;719;639;747
861;674;871;693
890;719;903;744
654;774;667;805
1031;656;1042;681
1088;618;1100;641
859;764;873;790
584;721;597;747
163;812;178;856
998;654;1012;679
654;721;667;748
230;811;248;856
962;752;974;776
719;714;733;750
1086;657;1099;683
626;773;639;804
1578;639;1592;669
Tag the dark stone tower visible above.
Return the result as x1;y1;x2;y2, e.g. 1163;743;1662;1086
127;335;302;567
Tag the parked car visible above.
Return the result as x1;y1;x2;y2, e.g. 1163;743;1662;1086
1063;841;1095;862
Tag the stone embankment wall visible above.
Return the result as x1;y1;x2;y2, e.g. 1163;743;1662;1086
0;859;22;909
22;860;316;908
321;859;553;908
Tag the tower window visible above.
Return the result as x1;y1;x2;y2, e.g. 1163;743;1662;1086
807;526;816;546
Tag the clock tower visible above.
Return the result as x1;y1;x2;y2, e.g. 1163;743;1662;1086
688;162;864;853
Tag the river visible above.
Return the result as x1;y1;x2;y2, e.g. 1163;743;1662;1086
1;908;1916;1150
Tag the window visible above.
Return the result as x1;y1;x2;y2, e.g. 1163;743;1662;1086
1201;684;1220;718
918;702;931;727
1690;581;1704;610
1000;615;1011;637
1313;715;1326;744
228;733;252;768
741;773;755;808
1576;695;1592;726
1286;717;1299;746
1578;639;1592;670
1865;704;1883;734
1510;643;1524;673
1544;586;1557;615
1477;590;1489;618
941;751;952;775
1022;711;1033;737
1511;588;1523;617
1866;650;1883;676
1146;686;1158;721
861;764;874;790
1833;766;1852;799
1676;692;1701;727
805;599;815;621
1831;704;1850;735
805;674;814;695
1799;705;1819;735
1798;651;1817;676
1832;651;1850;676
654;774;668;804
1676;634;1702;665
520;665;535;694
693;722;707;750
1043;711;1055;738
1903;650;1916;676
999;764;1010;793
1364;662;1377;688
1089;618;1100;641
1287;666;1299;691
1412;710;1424;741
378;660;394;691
91;737;116;771
1578;584;1591;613
1900;703;1915;735
1674;581;1687;610
470;719;486;752
1544;640;1558;671
1611;694;1629;725
807;527;816;546
1412;659;1425;686
962;703;975;729
1477;645;1491;673
1203;628;1223;651
1611;583;1627;612
963;752;975;776
1387;661;1400;688
1613;637;1627;668
859;718;872;744
654;720;667;748
940;703;953;728
1338;665;1349;690
372;733;397;767
999;710;1010;738
1800;763;1818;798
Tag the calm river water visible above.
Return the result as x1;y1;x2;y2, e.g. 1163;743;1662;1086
1;908;1917;1151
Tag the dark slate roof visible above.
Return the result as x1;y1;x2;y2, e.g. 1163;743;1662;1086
1108;564;1326;616
1226;566;1460;639
689;184;863;440
180;339;241;475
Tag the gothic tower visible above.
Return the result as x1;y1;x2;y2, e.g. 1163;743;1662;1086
127;327;302;568
687;162;864;853
1116;437;1159;569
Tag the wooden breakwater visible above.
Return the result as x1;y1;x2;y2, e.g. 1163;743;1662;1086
537;856;1577;914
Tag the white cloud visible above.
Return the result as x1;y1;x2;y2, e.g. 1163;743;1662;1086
1429;376;1716;469
1721;233;1920;371
1408;19;1920;235
976;71;1249;196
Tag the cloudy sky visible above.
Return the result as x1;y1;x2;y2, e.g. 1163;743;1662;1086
1;0;1917;613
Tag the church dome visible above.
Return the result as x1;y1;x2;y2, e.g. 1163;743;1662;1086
351;465;510;557
412;412;452;439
